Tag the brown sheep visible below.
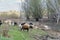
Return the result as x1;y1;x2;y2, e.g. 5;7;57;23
21;23;30;32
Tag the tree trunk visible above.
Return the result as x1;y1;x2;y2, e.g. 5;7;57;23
35;18;39;21
57;16;59;24
26;16;30;20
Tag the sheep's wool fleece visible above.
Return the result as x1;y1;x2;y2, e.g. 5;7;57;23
23;23;30;28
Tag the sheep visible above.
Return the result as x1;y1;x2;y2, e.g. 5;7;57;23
29;23;39;29
20;22;34;32
0;22;2;25
4;20;12;25
21;23;30;32
19;23;25;28
0;20;2;25
14;22;18;26
29;23;34;29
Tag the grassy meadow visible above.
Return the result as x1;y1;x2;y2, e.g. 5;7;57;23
0;24;47;40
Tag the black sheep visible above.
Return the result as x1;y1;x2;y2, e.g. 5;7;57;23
0;20;2;25
14;22;17;26
29;23;34;29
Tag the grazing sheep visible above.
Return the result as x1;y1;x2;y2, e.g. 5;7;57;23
20;22;34;32
14;22;18;26
21;23;30;32
4;20;12;25
19;24;22;28
0;20;2;25
0;22;2;25
29;23;34;29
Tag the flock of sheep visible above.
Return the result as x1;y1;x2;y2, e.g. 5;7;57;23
0;19;36;32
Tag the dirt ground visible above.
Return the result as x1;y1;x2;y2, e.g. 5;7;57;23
24;20;60;40
1;18;60;40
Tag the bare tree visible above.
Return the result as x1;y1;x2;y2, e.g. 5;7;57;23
30;0;42;21
22;0;31;20
47;0;60;24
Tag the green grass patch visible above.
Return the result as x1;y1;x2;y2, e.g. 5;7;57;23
0;25;47;40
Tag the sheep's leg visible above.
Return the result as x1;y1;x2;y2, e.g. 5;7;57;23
23;29;24;31
21;28;23;31
27;28;29;32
